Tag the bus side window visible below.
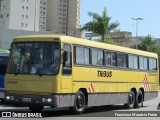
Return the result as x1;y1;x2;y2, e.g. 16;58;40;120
62;44;72;75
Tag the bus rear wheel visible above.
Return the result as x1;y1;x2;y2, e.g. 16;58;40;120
124;90;135;109
73;90;86;114
135;90;143;108
29;105;44;112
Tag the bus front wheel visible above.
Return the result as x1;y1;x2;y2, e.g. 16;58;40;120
73;90;86;114
29;105;44;112
124;90;135;109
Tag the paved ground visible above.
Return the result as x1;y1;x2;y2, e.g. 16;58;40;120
0;93;159;119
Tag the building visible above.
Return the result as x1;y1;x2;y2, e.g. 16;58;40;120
47;0;82;38
0;28;51;49
0;0;47;32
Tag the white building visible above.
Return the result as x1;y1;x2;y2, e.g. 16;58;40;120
47;0;82;38
0;0;47;31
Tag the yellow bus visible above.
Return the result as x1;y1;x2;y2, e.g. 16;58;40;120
5;35;159;113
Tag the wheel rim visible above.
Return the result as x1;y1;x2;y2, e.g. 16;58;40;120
76;93;85;110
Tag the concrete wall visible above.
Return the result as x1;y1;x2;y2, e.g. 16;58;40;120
0;28;51;49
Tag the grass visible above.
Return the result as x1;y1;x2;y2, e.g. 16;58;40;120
0;48;8;52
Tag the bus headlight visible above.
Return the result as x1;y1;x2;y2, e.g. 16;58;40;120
6;95;11;100
42;98;52;103
47;98;52;103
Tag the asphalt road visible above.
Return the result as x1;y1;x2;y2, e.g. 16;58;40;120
0;93;160;119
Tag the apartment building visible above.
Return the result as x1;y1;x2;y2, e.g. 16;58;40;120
47;0;82;38
0;0;47;31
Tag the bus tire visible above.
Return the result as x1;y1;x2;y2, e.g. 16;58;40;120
29;105;44;112
135;90;143;108
124;90;135;109
0;99;5;104
73;90;86;114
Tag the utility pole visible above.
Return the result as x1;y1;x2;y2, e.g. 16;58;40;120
131;18;143;37
131;18;143;49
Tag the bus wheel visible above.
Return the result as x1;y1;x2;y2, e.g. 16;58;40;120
29;105;44;112
73;90;86;114
135;90;143;108
124;90;135;109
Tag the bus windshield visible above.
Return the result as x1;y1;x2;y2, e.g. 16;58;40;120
8;42;61;75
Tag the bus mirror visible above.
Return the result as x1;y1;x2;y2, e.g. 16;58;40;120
63;51;68;62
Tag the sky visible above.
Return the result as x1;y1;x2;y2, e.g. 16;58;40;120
80;0;160;38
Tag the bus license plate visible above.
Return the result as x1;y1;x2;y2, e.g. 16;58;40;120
22;98;31;102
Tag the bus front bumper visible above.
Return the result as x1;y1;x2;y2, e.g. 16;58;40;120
4;94;59;107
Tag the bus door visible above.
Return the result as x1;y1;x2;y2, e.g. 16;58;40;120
61;44;72;92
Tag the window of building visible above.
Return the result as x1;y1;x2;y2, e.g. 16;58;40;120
6;14;9;17
117;53;127;68
105;51;116;67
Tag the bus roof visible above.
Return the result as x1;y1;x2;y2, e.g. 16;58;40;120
13;35;158;58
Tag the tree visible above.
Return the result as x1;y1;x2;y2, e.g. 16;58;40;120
81;7;119;42
136;35;160;55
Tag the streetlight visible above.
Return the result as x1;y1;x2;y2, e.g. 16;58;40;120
131;18;143;37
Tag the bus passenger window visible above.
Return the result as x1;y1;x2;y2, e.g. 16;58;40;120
117;53;127;68
139;56;148;70
91;49;97;65
91;49;104;66
143;57;148;70
105;52;116;67
75;46;90;65
128;55;138;69
97;50;103;65
139;57;144;70
149;58;157;71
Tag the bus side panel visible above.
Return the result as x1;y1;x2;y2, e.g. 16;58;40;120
0;75;4;99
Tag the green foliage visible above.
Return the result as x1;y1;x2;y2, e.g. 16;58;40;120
81;7;119;42
136;35;160;55
0;48;8;52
